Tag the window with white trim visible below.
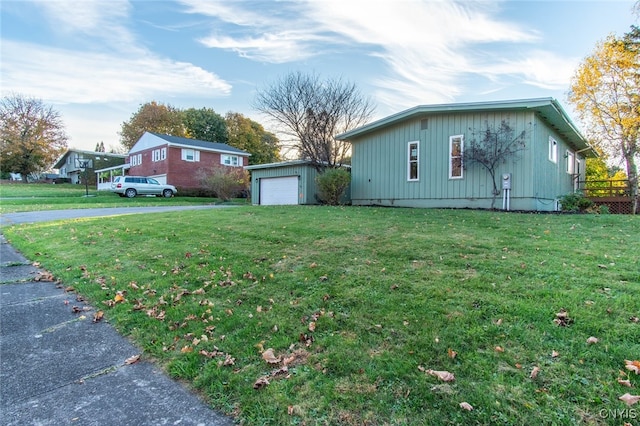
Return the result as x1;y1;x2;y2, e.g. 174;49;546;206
152;149;161;162
161;147;166;160
221;154;240;166
566;150;575;174
449;135;464;179
130;153;142;166
408;141;419;181
549;137;558;163
181;149;200;162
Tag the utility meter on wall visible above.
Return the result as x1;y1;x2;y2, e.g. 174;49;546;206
502;173;512;190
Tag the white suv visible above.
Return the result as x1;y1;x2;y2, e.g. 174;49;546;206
111;176;177;198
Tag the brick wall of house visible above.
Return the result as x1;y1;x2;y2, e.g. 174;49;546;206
127;146;169;178
127;145;246;190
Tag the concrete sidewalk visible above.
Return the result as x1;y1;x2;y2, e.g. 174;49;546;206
0;234;234;426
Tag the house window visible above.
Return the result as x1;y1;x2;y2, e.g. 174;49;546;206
449;135;464;179
152;149;160;162
161;148;166;160
130;154;142;166
221;154;240;166
549;137;558;163
181;149;200;162
566;150;575;174
408;141;419;181
152;149;166;162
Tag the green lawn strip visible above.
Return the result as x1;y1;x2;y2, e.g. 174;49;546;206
0;183;236;213
2;206;638;425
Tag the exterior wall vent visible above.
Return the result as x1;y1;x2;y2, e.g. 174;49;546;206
420;119;428;130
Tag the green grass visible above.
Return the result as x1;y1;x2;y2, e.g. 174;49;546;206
2;205;639;425
0;182;241;213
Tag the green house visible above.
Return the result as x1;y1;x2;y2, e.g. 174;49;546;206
336;98;597;212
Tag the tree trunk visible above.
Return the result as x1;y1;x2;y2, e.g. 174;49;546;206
489;171;499;210
625;154;638;214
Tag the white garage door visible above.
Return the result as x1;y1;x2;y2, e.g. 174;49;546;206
260;176;299;205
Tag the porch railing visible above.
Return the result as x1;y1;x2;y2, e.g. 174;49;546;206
578;179;637;214
578;179;633;197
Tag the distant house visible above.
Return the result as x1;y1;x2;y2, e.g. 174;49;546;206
336;98;597;212
122;132;250;192
54;150;126;185
245;160;351;205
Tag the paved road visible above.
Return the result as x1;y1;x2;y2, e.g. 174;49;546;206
0;206;237;425
0;204;234;227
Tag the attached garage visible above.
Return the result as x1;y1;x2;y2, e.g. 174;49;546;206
259;176;299;205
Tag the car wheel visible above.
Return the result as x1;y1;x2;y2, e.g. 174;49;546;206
125;188;137;198
162;189;173;198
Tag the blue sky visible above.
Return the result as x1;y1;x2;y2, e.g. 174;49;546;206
1;0;636;153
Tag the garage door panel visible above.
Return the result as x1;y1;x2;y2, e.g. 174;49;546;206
260;176;298;205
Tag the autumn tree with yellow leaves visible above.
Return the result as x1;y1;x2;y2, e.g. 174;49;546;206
568;27;640;213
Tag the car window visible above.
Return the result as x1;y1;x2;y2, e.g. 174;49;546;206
148;178;159;185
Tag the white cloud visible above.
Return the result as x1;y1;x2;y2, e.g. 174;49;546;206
1;40;232;104
38;0;139;50
179;0;576;110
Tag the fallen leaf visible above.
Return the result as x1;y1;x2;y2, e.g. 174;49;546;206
262;348;281;364
494;318;503;326
93;310;104;323
447;348;457;359
35;271;55;282
308;321;316;332
551;350;560;358
114;292;125;303
586;336;599;345
180;346;193;353
630;316;639;323
619;393;640;406
625;360;640;374
253;376;270;390
618;378;633;387
495;346;504;353
309;262;317;268
530;366;541;379
426;369;455;382
288;405;295;415
554;309;573;327
124;354;140;365
459;402;473;411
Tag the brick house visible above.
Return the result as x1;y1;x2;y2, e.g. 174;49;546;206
125;132;250;191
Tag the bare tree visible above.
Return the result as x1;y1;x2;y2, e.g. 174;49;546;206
254;71;375;169
464;120;528;209
0;93;68;181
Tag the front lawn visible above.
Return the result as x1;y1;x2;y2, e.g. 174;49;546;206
0;183;236;214
2;206;638;425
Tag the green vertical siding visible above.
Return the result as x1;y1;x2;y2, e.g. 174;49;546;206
351;110;579;211
248;163;334;205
